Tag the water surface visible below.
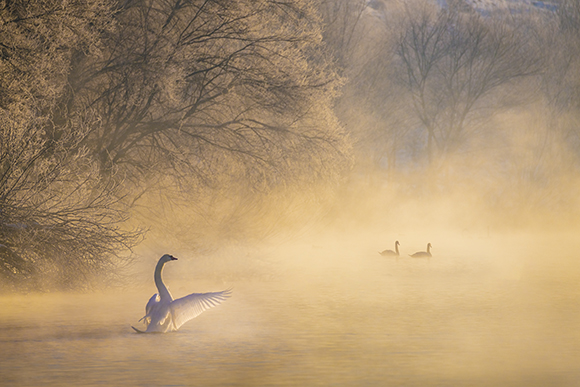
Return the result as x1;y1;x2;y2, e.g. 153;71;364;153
2;233;580;386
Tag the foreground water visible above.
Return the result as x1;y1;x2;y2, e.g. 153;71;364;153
2;232;580;386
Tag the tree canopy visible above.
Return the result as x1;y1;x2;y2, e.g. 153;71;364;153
0;0;350;288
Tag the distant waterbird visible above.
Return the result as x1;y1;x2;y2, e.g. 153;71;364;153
409;243;432;258
132;254;231;333
379;241;400;257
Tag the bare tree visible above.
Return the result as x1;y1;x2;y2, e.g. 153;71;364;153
544;0;580;158
0;0;140;289
0;119;141;289
64;0;350;198
393;5;541;164
34;0;352;245
317;0;414;181
317;0;369;71
0;0;353;286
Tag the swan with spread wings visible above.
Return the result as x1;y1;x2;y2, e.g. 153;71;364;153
132;254;231;333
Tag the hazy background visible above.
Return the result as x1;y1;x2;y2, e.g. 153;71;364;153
1;0;578;289
1;4;580;383
5;2;580;385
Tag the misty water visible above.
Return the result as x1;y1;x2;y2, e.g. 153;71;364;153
2;231;580;386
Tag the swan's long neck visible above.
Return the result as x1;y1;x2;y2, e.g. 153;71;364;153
395;244;399;255
427;244;431;253
154;260;173;302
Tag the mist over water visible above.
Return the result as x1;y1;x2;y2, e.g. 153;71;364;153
2;225;580;386
5;90;580;386
2;0;580;385
5;121;580;385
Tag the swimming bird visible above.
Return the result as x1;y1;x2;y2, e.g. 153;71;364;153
132;254;231;333
379;241;400;257
409;243;432;258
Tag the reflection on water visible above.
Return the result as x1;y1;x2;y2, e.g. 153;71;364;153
2;233;580;386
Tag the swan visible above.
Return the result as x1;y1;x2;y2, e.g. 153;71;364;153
379;241;400;257
409;243;432;258
132;254;231;333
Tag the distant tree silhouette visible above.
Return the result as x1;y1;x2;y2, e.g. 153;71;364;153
393;4;540;164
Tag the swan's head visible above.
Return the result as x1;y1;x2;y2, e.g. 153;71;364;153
427;243;432;249
160;254;178;263
395;241;400;246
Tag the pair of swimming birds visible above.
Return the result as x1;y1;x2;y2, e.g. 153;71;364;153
132;254;231;333
379;241;432;258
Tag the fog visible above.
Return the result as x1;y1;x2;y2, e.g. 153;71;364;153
2;0;580;385
93;102;580;384
3;223;580;385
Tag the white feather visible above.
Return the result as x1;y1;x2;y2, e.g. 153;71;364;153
170;289;233;330
133;254;231;333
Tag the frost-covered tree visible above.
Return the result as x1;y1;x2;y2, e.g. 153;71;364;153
0;0;140;289
0;0;352;286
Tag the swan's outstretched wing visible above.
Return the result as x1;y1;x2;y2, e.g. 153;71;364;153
170;289;232;330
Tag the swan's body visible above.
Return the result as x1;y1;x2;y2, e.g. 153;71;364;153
379;241;400;257
132;254;231;333
410;243;432;258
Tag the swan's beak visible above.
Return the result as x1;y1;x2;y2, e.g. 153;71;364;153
171;256;178;260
